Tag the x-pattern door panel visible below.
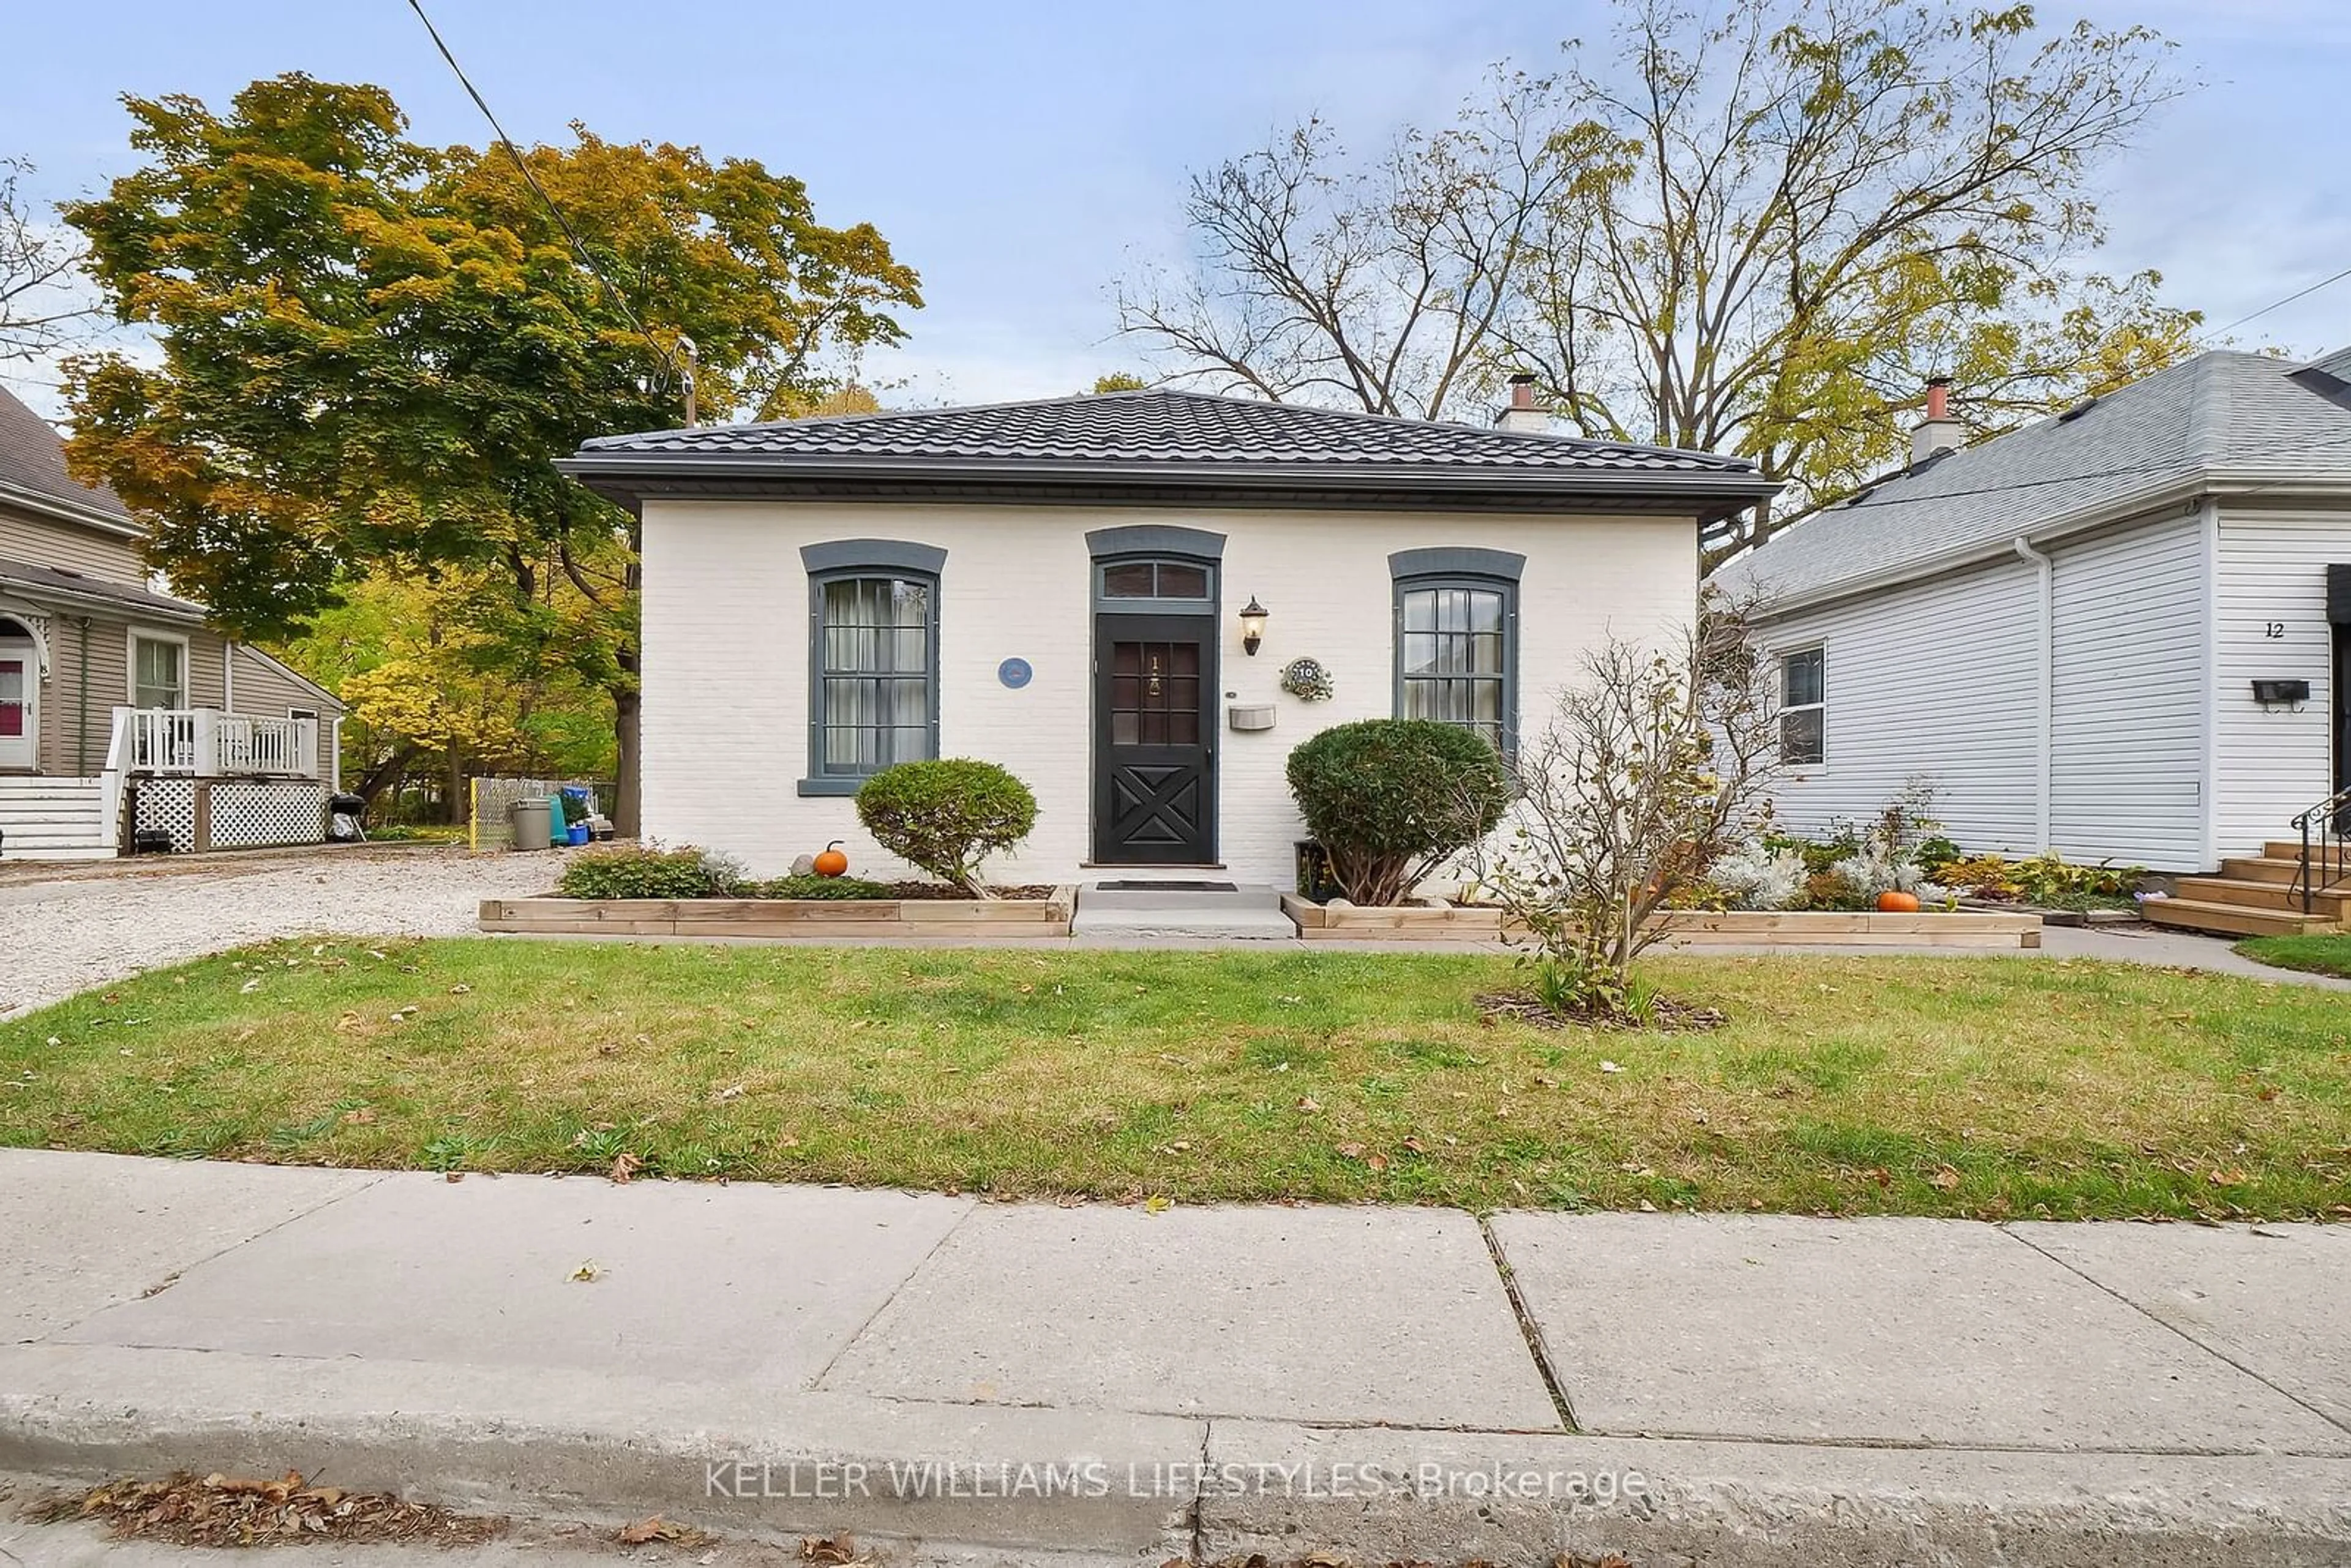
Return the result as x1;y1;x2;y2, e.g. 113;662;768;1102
1095;614;1215;863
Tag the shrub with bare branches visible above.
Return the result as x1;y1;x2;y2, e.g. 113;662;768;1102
1470;596;1779;1021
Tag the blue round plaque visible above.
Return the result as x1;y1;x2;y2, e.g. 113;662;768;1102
997;657;1033;689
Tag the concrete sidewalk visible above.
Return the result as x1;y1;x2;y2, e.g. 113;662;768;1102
2;1149;2346;1566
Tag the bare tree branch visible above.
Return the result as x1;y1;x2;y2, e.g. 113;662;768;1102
0;159;99;366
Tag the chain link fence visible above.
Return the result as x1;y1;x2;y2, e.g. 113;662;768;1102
467;776;614;852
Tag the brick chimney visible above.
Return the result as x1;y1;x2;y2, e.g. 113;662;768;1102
1911;377;1963;463
1493;373;1550;433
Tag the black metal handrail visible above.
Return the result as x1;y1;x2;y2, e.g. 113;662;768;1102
2290;786;2351;915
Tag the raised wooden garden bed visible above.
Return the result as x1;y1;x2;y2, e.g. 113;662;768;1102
1280;894;2041;948
479;887;1078;940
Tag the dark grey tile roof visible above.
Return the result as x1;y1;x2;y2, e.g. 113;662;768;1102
1718;350;2351;604
0;555;205;620
576;388;1766;478
0;385;135;527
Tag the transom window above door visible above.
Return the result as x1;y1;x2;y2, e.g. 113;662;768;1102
1097;558;1214;603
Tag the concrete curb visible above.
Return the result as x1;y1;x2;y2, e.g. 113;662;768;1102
4;1346;2348;1566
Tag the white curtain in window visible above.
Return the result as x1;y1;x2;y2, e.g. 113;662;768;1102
820;577;931;771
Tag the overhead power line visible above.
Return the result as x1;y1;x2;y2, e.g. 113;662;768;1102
2201;261;2351;345
400;0;686;395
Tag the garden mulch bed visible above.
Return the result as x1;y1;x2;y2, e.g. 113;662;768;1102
1475;988;1727;1032
32;1470;505;1548
868;882;1056;900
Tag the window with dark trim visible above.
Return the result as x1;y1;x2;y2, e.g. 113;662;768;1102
1393;576;1517;752
800;540;945;792
1779;646;1825;765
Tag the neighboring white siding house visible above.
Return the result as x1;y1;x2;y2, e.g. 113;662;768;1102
568;390;1777;888
2047;509;2208;866
2216;507;2351;857
1717;349;2351;874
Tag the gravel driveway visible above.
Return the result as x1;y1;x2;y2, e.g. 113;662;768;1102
0;845;572;1019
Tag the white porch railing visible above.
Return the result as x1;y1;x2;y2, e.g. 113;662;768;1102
108;707;321;780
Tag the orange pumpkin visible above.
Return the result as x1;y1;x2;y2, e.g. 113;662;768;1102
1876;889;1921;913
813;841;850;878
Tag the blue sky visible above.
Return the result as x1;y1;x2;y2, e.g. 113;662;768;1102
6;0;2348;419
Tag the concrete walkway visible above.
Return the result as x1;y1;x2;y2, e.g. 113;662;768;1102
1;1150;2345;1565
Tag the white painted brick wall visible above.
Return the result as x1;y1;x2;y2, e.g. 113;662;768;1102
641;499;1697;885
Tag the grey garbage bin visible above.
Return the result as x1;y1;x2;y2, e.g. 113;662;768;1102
508;797;553;852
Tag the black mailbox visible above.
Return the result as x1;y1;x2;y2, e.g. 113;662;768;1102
2251;678;2312;705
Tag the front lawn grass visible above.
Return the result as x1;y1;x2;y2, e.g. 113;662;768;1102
2237;934;2351;980
4;940;2347;1221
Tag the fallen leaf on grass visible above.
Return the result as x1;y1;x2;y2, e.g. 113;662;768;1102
1929;1165;1963;1190
609;1152;642;1184
2208;1168;2249;1187
1294;1096;1321;1112
340;1108;376;1127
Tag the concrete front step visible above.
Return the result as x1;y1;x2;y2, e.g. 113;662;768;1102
2176;876;2351;919
2143;897;2342;938
1071;882;1296;940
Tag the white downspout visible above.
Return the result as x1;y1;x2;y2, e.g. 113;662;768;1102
2012;536;2054;853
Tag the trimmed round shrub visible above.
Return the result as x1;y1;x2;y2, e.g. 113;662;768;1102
855;759;1038;896
1285;719;1510;906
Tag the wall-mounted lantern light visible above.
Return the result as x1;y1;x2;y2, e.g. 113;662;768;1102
1239;596;1269;656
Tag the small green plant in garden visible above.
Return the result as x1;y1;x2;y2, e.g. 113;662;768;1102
557;844;743;899
1286;719;1511;906
856;759;1039;897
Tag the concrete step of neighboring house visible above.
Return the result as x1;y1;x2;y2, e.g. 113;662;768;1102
2142;896;2342;939
2174;876;2351;920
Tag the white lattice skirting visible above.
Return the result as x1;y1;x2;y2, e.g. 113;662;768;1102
132;778;328;852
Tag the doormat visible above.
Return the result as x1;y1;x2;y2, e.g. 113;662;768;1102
1093;880;1239;893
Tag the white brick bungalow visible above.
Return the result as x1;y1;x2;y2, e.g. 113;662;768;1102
561;388;1775;888
1713;348;2351;939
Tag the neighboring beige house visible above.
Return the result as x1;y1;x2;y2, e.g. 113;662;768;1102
561;384;1776;887
0;386;345;860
